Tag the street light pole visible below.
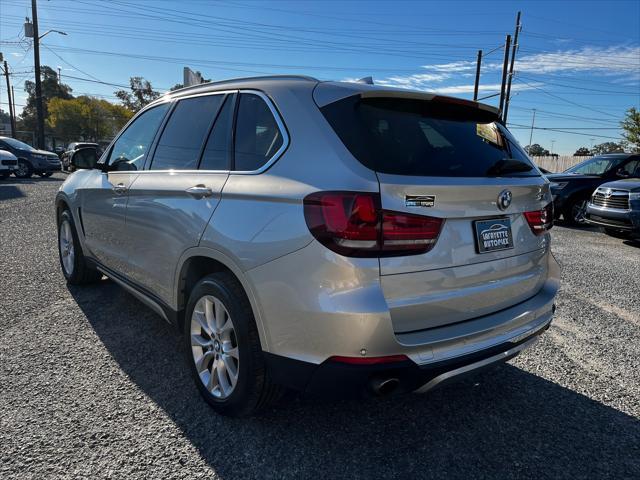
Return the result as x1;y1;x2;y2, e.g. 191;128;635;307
528;108;536;147
31;0;45;149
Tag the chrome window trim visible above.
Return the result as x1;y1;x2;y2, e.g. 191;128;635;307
145;90;233;172
230;89;289;175
100;89;288;175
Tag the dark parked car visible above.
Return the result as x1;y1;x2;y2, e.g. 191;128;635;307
547;153;640;225
585;176;640;239
0;136;61;178
61;142;101;172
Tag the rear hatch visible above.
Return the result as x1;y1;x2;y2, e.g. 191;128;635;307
317;86;552;333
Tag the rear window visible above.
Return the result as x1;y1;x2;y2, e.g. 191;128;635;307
321;96;538;177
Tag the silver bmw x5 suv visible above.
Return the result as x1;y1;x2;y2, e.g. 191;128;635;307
56;76;560;416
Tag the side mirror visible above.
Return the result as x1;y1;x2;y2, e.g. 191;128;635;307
70;147;99;170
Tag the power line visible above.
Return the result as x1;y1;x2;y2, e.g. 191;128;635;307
514;79;621;120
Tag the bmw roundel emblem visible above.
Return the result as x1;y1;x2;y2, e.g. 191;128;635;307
497;190;512;211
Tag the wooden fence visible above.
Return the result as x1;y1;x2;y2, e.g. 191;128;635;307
533;156;590;173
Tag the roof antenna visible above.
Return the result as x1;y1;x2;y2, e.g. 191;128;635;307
356;76;374;85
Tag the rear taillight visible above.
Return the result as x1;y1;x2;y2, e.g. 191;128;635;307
303;191;443;257
524;203;554;236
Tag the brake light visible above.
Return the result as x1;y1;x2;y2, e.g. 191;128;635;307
303;191;443;257
524;203;554;235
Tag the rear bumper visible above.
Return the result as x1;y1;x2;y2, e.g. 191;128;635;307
265;320;549;398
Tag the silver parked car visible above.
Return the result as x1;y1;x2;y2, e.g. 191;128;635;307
55;76;560;416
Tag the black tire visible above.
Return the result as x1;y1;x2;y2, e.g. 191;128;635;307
57;209;102;285
39;172;53;178
14;159;33;178
564;198;588;226
604;228;632;239
184;272;283;417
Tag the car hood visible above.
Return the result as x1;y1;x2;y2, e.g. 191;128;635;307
0;150;17;160
546;173;601;182
598;178;640;192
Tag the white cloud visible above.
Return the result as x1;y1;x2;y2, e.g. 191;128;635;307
514;45;640;74
420;60;476;73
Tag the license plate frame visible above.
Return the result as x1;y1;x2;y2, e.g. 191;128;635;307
474;217;514;254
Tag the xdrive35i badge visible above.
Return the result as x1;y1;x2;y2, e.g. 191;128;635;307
406;195;436;207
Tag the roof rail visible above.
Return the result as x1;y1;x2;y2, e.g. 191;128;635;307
165;74;319;96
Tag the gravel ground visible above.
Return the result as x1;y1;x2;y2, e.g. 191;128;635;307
1;173;638;479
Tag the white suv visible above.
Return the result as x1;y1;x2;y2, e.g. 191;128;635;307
56;76;559;416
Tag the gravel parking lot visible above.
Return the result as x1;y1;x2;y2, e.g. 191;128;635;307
1;173;638;479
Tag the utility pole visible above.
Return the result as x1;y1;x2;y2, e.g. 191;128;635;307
31;0;45;149
58;67;61;83
2;60;16;137
502;11;522;124
498;34;511;117
473;49;482;101
528;108;536;148
551;139;556;156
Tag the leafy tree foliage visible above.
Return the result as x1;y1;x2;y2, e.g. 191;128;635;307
620;107;640;153
115;77;161;112
592;142;624;155
19;66;73;133
573;147;591;156
47;96;132;142
525;144;550;156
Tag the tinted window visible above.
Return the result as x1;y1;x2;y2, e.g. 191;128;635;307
622;158;640;177
234;93;283;171
151;95;224;170
200;95;234;171
108;103;169;171
565;156;627;175
321;96;537;177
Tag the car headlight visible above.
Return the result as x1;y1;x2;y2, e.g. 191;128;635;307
549;182;568;190
629;192;640;201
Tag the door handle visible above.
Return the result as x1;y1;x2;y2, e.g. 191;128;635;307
186;185;214;199
113;183;127;194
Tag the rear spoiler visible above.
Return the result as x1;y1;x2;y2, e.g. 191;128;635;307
314;82;500;119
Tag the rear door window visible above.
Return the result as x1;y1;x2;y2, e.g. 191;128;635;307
320;96;537;177
151;95;224;170
234;93;283;171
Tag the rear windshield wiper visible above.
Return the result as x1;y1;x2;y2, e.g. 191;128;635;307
486;158;534;176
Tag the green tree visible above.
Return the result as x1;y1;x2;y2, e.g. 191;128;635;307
115;77;161;112
573;147;591;156
525;144;550;156
592;142;624;155
47;96;132;142
19;65;73;133
620;107;640;153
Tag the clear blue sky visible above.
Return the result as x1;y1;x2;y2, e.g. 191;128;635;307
1;0;639;154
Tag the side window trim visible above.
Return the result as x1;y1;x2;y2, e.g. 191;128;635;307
100;100;172;169
143;90;236;173
231;89;290;175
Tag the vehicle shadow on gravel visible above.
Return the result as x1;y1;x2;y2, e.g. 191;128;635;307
70;281;639;480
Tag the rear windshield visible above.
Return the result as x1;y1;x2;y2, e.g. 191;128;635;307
320;96;538;177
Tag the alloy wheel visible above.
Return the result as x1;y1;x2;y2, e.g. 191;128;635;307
572;200;588;224
16;162;28;177
190;295;240;399
59;219;75;276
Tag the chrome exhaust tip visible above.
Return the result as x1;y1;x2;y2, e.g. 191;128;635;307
370;377;400;396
